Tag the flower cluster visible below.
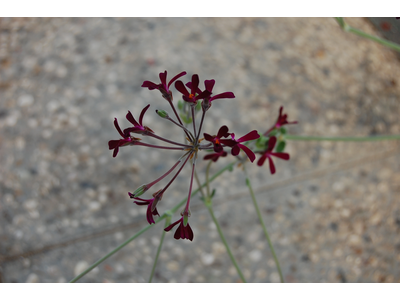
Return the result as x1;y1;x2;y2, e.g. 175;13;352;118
109;71;297;241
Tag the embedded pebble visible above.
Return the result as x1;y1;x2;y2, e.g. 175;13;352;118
26;273;39;283
74;261;90;277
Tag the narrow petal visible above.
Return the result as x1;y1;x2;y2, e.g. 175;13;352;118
257;153;268;166
174;80;190;97
270;152;290;160
231;145;240;156
217;125;230;138
236;130;260;143
203;133;214;142
159;71;167;88
204;79;215;92
168;71;187;88
220;138;237;147
190;74;199;95
210;92;235;102
267;156;276;174
112;147;119;158
141;81;158;90
164;219;181;232
267;136;277;151
238;144;256;162
139;104;150;126
126;110;140;127
108;140;120;150
113;118;125;138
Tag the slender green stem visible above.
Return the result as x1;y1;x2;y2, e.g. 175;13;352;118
149;216;170;283
285;134;400;142
244;167;284;283
69;161;236;283
335;17;400;53
193;169;206;200
206;205;247;283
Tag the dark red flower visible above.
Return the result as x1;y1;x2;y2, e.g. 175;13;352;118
203;125;230;153
108;117;142;157
129;190;163;224
174;74;211;105
257;136;290;174
196;79;235;111
264;106;297;136
204;150;228;162
164;217;194;241
220;130;260;162
123;104;154;136
141;70;187;101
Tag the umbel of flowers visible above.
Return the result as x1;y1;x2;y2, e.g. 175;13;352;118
109;71;297;241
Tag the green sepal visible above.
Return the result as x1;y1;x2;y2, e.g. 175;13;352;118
132;184;148;197
276;140;286;153
279;127;287;134
183;214;189;226
195;100;201;111
255;135;268;149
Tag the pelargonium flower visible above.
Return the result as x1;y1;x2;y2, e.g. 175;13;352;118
141;70;187;101
164;216;194;241
194;79;235;111
203;150;227;162
257;136;290;174
123;104;154;136
264;106;297;136
221;130;260;162
129;190;163;224
203;125;230;153
174;74;211;105
108;118;142;157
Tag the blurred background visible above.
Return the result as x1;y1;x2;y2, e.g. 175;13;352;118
0;17;399;283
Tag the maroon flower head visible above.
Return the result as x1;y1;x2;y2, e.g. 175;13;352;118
264;106;297;136
141;70;187;101
123;104;154;136
221;130;260;162
129;190;163;224
164;216;194;241
201;79;235;111
257;136;290;174
203;125;230;153
204;150;228;162
175;74;211;105
108;117;142;157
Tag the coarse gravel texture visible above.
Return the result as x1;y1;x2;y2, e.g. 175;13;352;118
0;17;399;283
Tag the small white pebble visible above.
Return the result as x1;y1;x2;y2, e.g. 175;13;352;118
26;273;39;283
201;253;215;266
74;261;89;277
18;94;34;107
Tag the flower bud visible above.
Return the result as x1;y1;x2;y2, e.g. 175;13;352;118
156;109;169;119
129;184;148;198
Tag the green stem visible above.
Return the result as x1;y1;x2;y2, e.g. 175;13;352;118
206;204;247;283
285;134;400;142
69;160;236;283
149;216;170;283
335;17;400;53
244;168;284;283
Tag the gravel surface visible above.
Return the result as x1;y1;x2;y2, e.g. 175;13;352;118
0;17;399;283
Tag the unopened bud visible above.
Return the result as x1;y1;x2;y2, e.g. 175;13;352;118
129;184;148;198
156;109;169;119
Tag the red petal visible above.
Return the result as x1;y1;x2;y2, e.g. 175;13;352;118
139;104;150;126
238;144;256;162
126;110;140;127
237;130;260;143
267;156;276;174
168;71;187;88
174;80;190;97
270;152;290;160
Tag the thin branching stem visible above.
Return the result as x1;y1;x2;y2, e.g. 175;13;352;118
243;166;284;283
285;134;400;142
69;161;237;283
148;216;170;283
